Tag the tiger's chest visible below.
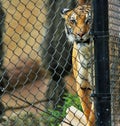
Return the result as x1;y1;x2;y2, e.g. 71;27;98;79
77;43;93;69
73;42;95;88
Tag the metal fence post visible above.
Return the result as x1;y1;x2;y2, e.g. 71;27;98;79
92;0;111;126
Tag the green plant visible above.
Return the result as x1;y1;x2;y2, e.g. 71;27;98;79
62;93;82;114
41;93;82;126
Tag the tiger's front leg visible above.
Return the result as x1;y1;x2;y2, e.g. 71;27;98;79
72;43;95;126
77;83;95;126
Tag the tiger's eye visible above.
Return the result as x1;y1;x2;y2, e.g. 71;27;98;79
70;19;76;24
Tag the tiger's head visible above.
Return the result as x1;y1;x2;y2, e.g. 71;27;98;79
61;5;92;44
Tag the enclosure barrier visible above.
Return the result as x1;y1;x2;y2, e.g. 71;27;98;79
92;0;111;125
0;0;119;126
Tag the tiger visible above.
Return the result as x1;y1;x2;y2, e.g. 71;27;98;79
61;4;95;126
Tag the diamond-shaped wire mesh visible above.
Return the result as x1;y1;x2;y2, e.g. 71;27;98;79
0;0;78;126
0;0;119;126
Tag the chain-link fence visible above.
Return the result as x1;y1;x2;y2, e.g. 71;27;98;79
0;0;119;126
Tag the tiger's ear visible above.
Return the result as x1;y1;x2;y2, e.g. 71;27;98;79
61;8;70;18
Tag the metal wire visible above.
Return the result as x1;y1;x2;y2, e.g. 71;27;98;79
0;0;119;126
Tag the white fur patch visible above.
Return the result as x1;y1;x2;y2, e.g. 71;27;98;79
70;13;77;21
65;26;75;43
67;34;75;43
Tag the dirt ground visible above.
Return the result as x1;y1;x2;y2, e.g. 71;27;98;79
1;0;48;116
2;78;50;116
1;0;77;118
1;74;76;117
2;0;46;68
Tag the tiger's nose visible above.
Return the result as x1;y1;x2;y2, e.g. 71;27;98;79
77;32;84;37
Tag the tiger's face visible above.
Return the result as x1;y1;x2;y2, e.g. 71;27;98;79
61;5;92;44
